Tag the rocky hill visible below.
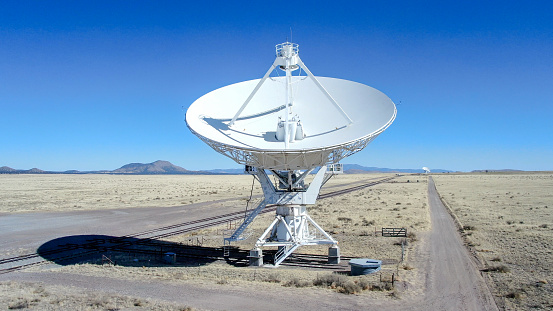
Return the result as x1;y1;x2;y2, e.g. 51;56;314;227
0;166;47;174
0;166;17;173
112;160;194;174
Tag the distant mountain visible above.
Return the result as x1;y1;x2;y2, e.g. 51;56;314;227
112;160;193;174
0;166;48;174
202;168;245;174
471;169;524;173
0;161;455;175
26;168;46;173
0;161;204;175
63;170;81;174
342;164;452;174
0;166;17;173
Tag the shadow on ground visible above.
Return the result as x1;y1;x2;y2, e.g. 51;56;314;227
37;234;249;268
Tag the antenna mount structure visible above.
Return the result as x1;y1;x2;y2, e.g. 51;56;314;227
186;42;396;267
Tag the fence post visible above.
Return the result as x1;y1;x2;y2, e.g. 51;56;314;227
401;239;405;262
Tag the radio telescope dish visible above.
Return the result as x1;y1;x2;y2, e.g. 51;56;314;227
186;42;397;267
423;167;431;174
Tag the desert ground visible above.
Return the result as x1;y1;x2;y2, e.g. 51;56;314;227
0;174;262;213
433;172;553;310
1;172;551;310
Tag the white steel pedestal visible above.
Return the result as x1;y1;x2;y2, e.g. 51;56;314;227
254;204;338;266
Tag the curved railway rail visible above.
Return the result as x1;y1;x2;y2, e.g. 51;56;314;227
0;175;398;274
318;175;397;199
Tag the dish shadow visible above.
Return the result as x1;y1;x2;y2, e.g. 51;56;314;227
37;234;249;268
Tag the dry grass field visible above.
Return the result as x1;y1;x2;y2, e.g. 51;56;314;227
0;174;262;213
433;172;553;310
0;281;195;310
1;173;430;308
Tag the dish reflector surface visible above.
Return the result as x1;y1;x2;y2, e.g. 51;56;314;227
186;76;396;170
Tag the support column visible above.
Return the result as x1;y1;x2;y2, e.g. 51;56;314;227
328;245;340;264
249;247;263;266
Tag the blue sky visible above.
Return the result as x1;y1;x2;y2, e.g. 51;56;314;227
1;1;552;172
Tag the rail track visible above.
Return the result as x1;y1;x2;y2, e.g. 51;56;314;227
0;175;396;274
318;175;396;199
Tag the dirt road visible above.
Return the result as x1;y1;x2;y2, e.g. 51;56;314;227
0;198;245;256
0;176;499;310
412;176;498;310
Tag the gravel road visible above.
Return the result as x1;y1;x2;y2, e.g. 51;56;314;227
0;199;245;255
410;176;499;310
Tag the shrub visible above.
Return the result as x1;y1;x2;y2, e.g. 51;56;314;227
388;289;400;299
337;217;353;222
283;278;310;288
384;282;395;290
484;265;510;273
362;219;375;226
313;274;348;287
337;281;361;294
8;299;30;310
407;232;418;242
132;299;144;307
505;291;523;299
264;273;282;283
356;278;371;290
393;239;409;246
313;274;395;295
463;225;476;231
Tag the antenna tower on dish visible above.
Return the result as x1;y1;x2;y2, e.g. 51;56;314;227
229;42;352;148
186;42;396;267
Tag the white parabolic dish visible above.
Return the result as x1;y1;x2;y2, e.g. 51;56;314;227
186;76;396;171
